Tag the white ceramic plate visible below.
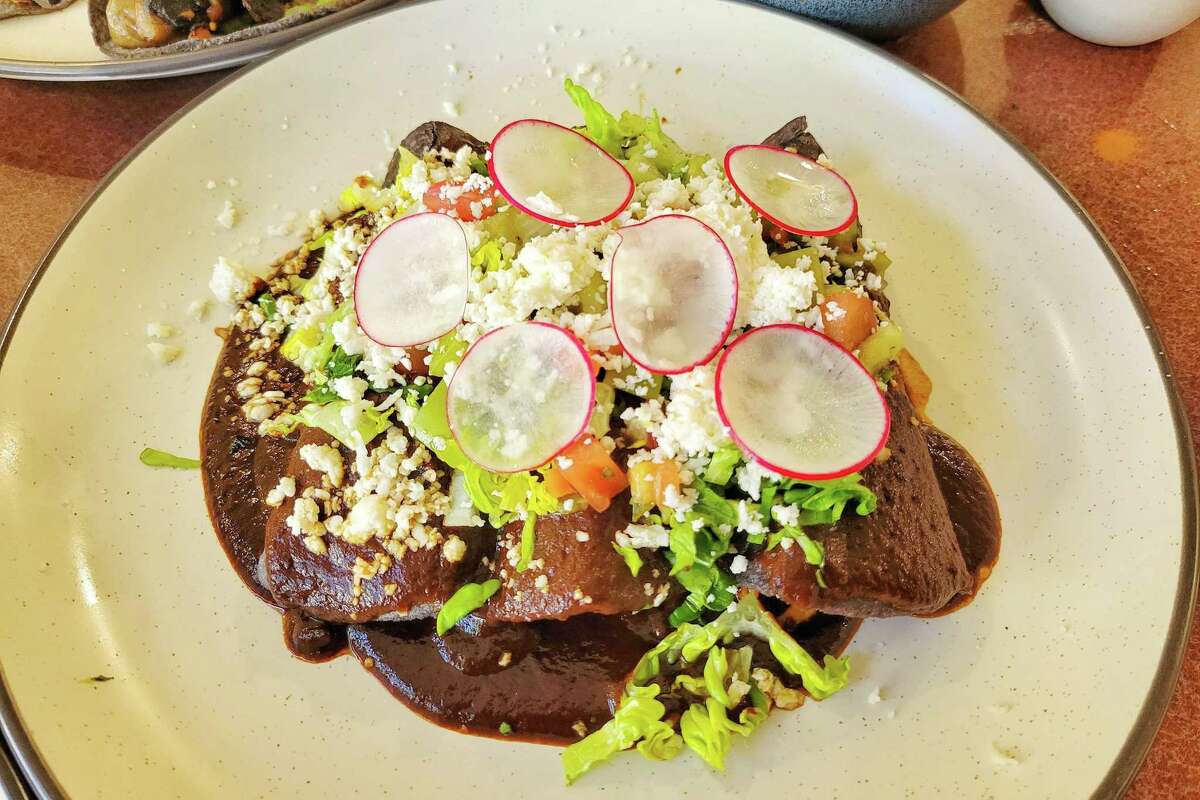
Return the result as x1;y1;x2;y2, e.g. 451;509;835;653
0;1;1195;797
0;0;395;80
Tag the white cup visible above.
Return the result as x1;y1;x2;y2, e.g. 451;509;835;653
1042;0;1200;46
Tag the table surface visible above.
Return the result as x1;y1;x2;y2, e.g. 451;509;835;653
0;0;1197;796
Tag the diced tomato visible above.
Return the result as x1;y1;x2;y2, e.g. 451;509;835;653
628;459;682;508
542;462;577;499
819;291;877;351
422;178;502;222
556;436;628;512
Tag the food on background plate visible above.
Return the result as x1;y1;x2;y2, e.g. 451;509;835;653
194;80;1001;782
0;0;74;20
88;0;365;56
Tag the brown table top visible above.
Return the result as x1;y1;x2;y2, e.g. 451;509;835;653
0;0;1197;796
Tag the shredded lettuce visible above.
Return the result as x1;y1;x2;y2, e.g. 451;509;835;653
280;304;354;377
563;78;707;183
138;448;200;469
562;684;682;784
767;527;826;568
435;579;501;636
779;473;877;526
661;483;741;626
339;176;402;214
634;593;849;699
563;78;631;156
261;400;391;450
703;444;742;486
565;593;847;783
469;240;511;273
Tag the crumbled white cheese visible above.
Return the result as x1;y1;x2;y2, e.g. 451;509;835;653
265;476;297;507
209;256;258;305
729;554;749;574
286;497;325;538
647;362;729;462
772;503;800;528
300;443;345;488
342;493;392;544
187;299;211;321
146;342;182;364
216;199;238;229
331;375;369;402
615;523;669;549
145;322;176;339
735;460;781;502
442;534;467;563
735;500;766;535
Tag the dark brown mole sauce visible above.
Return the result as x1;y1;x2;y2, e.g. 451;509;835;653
921;427;1002;617
347;612;668;744
347;609;861;745
200;324;302;604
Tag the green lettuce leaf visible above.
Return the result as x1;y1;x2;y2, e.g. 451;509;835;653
766;526;826;568
261;400;391;450
779;473;876;526
636;593;850;701
563;78;634;156
562;684;682;784
703;444;742;485
436;579;501;636
469;240;511;273
138;448;200;469
563;78;706;182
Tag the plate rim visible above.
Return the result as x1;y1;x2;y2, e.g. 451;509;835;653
0;2;1195;797
0;0;396;81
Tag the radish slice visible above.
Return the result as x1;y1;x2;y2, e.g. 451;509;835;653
447;322;595;473
489;119;634;227
724;145;858;237
353;212;469;347
609;214;738;374
714;323;889;480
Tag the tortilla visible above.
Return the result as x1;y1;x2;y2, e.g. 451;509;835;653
0;0;75;21
87;0;374;58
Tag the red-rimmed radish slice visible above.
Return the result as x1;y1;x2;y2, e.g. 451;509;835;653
354;212;469;347
609;214;738;374
724;145;858;237
447;322;595;473
714;323;889;480
488;119;634;227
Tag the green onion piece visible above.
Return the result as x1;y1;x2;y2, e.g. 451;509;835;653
515;514;538;572
255;292;277;319
139;448;200;469
435;579;501;636
613;544;644;577
499;722;513;736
